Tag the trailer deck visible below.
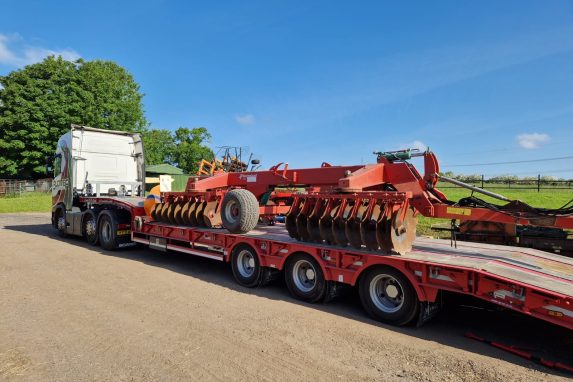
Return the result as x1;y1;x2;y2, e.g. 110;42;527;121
132;220;573;330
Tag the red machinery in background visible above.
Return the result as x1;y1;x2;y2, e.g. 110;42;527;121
148;149;573;255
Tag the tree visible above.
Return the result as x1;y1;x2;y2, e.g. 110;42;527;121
142;129;176;165
172;127;213;174
0;56;147;178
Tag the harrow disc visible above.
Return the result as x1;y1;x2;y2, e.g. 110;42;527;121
332;201;354;247
166;203;176;224
376;215;392;253
307;199;327;243
345;201;369;249
286;198;304;239
204;200;222;228
390;207;417;255
360;203;381;251
318;201;340;245
173;202;185;225
188;201;199;226
195;201;207;227
150;203;162;221
181;201;193;225
296;199;316;241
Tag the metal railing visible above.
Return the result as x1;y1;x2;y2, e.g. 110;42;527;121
0;179;52;197
438;175;573;191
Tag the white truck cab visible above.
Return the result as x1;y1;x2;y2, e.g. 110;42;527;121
51;124;145;237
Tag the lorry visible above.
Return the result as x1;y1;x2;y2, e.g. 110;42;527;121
50;125;573;329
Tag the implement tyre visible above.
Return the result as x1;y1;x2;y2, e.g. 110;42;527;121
221;189;259;234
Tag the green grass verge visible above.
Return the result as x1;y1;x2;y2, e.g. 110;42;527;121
0;193;52;213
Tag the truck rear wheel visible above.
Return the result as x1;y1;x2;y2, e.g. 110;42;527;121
98;211;120;251
221;189;259;234
359;266;419;326
82;210;99;246
285;253;326;303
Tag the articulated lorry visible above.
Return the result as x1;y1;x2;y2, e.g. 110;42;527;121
50;125;573;329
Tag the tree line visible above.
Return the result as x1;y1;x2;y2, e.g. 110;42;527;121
0;56;212;179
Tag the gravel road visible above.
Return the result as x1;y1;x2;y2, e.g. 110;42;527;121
0;213;571;381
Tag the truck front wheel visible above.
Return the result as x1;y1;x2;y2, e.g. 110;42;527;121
54;207;67;237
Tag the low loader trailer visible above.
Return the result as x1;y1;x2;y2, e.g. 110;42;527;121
50;126;573;329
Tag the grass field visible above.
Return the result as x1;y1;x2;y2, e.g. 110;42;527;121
1;188;571;238
0;193;52;214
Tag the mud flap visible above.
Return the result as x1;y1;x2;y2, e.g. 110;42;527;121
415;301;441;327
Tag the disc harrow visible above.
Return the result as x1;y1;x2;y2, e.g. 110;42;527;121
285;192;416;253
149;195;224;229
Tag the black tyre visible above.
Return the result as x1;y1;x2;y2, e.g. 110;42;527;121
284;253;327;303
98;211;120;251
54;207;67;237
221;189;259;234
359;266;419;326
82;210;99;246
231;244;264;287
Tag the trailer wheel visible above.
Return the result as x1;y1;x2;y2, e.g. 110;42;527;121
231;244;264;287
285;253;326;303
98;211;120;251
221;189;259;234
359;266;419;326
82;210;99;246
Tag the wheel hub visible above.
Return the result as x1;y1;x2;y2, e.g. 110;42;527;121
86;219;96;236
57;217;66;231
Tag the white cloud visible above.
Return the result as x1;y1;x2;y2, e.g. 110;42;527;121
0;33;80;67
235;114;255;126
516;133;550;149
399;140;427;152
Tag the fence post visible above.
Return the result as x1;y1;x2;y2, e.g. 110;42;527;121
481;174;484;189
537;174;541;192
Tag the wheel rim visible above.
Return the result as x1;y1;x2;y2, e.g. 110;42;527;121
292;259;317;293
57;216;66;231
369;273;404;313
224;200;239;224
236;249;256;278
101;219;112;242
85;217;97;241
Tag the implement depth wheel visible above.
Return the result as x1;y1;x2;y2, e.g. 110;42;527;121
285;253;327;303
359;266;419;326
221;189;259;234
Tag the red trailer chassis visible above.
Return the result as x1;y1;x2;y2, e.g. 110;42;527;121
78;195;573;329
129;213;573;330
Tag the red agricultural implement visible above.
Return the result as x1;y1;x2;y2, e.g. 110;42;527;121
148;149;573;255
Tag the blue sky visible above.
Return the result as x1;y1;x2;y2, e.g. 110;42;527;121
1;1;573;178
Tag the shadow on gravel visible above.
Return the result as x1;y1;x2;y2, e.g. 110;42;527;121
5;221;573;378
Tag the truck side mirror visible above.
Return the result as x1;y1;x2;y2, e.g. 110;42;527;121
251;159;260;165
45;155;54;175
